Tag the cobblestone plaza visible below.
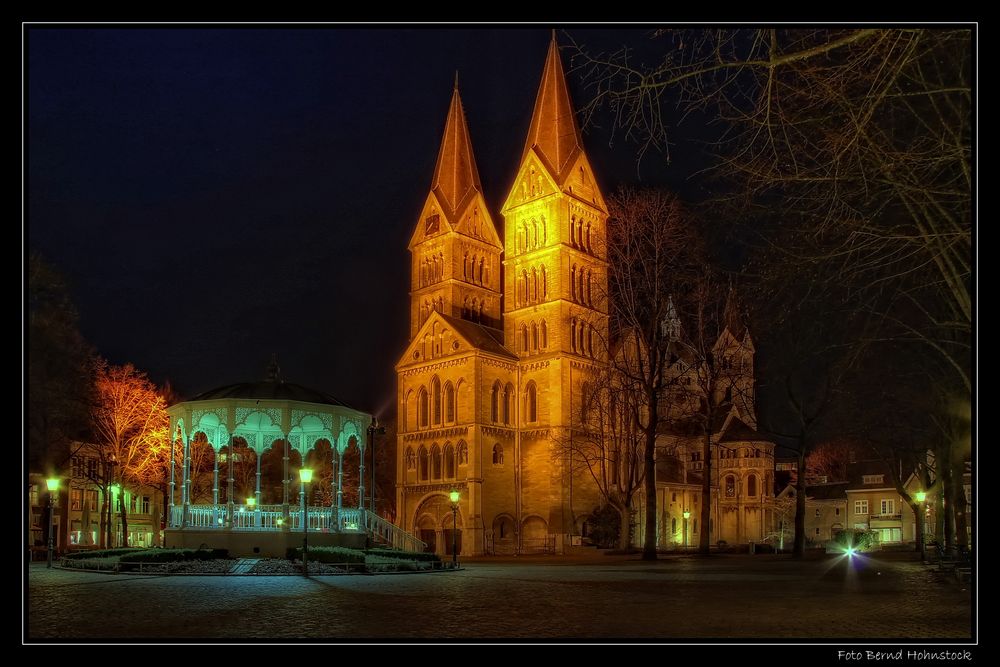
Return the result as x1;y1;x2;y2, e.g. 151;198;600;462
26;553;972;641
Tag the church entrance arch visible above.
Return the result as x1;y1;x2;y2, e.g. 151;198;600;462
413;493;463;555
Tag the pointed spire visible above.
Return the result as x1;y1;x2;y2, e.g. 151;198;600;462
429;79;483;217
521;32;585;180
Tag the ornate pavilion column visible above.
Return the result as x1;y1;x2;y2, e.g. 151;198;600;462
168;427;176;526
212;442;220;526
337;449;344;527
358;439;366;511
254;440;262;528
181;431;190;528
330;447;337;529
281;433;290;530
226;434;235;529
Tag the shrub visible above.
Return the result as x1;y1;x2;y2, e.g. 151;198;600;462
588;504;621;549
365;548;440;563
64;548;140;560
833;529;877;552
120;548;228;563
288;546;365;564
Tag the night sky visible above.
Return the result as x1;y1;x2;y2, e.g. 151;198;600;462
27;26;709;415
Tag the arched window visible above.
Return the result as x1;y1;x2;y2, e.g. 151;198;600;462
531;322;538;351
671;517;677;535
431;377;441;425
503;384;513;425
444;382;455;423
579;323;586;355
586;221;592;252
586;269;593;305
579;269;586;305
571;215;577;246
588;326;594;357
444;443;455;479
418;388;429;429
457;441;468;466
540;265;547;298
571;265;577;301
571;319;577;353
521;270;529;305
491;381;501;423
463;252;469;280
540;320;548;349
492;443;504;466
725;475;736;498
525;381;537;423
747;474;758;497
520;324;529;353
405;447;416;471
577;217;584;249
531;219;538;249
430;444;442;480
531;267;538;303
479;257;485;285
418;446;429;481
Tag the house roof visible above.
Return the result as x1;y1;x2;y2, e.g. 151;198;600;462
806;482;849;501
190;381;354;409
847;459;896;489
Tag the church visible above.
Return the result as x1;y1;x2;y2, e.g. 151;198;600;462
395;34;775;556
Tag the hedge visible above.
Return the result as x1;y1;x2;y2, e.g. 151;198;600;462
365;548;440;563
64;548;142;560
120;548;228;563
287;546;365;564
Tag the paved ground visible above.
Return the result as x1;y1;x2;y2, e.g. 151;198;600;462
26;552;972;641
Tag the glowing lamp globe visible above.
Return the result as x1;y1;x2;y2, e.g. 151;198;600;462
46;478;59;492
449;490;460;504
299;468;314;484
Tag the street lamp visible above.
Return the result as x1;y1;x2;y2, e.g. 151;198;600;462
45;478;59;568
367;417;386;515
449;489;460;567
683;509;691;550
299;468;313;577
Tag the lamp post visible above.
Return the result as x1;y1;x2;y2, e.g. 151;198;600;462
915;491;927;561
299;468;313;577
367;417;386;515
449;489;460;567
683;509;691;550
45;478;59;568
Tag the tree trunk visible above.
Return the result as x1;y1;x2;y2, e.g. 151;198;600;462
120;502;129;548
909;499;925;560
699;430;712;555
99;487;109;549
617;502;632;551
793;445;807;558
642;417;658;560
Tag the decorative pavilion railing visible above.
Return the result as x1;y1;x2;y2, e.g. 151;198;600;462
168;505;420;547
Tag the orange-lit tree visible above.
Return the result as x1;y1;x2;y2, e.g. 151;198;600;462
88;363;169;547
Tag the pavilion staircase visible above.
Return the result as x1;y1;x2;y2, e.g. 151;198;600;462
364;510;426;553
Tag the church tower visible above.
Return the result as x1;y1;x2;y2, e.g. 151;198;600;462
500;33;609;543
408;79;503;339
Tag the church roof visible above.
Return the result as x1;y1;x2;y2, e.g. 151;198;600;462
430;81;483;219
521;33;584;182
717;418;768;443
439;313;518;360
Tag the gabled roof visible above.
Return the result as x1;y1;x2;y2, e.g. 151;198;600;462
430;82;483;220
520;33;584;183
717;417;769;443
397;311;517;370
847;460;896;489
438;313;517;360
806;482;849;501
189;381;354;409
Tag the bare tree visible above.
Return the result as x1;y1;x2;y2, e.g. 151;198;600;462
571;28;971;393
604;187;704;560
556;364;645;550
87;363;170;547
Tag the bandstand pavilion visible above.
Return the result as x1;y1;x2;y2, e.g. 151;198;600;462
165;364;423;556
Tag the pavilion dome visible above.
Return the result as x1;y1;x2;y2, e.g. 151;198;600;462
188;381;353;408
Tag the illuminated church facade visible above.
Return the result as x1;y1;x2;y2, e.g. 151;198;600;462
395;35;774;555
